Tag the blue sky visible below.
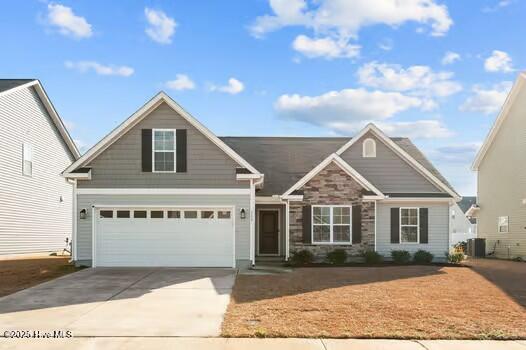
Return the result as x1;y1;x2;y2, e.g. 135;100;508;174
1;0;524;195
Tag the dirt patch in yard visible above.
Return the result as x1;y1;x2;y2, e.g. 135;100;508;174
0;255;83;297
222;266;526;339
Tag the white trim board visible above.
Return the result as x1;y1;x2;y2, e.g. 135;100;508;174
63;91;261;176
0;80;80;159
77;188;251;195
335;123;460;201
472;72;526;170
282;153;385;198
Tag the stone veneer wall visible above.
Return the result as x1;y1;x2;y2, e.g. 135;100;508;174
289;162;375;261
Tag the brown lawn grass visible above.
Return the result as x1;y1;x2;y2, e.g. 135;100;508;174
0;255;83;297
222;266;526;339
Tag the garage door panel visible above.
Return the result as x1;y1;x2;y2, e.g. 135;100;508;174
95;208;234;267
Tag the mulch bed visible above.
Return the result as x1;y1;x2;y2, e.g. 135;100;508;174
0;255;83;297
222;266;526;339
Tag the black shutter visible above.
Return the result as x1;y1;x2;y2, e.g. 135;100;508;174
176;129;187;172
141;129;152;172
391;207;400;243
419;208;429;244
352;205;362;244
302;205;312;244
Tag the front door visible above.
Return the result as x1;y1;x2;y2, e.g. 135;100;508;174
258;210;279;255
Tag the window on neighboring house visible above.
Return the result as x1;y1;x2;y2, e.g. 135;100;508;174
400;208;419;243
312;206;352;244
362;138;376;158
498;216;509;233
152;129;176;172
22;143;33;176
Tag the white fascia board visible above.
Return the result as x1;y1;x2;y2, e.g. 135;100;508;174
379;197;452;203
281;195;304;201
336;123;460;201
64;171;91;180
255;196;284;204
64;92;261;175
465;205;480;217
282;153;384;198
77;188;251;195
1;80;81;159
236;173;263;180
472;72;526;171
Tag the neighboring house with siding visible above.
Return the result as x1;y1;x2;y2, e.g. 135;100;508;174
472;72;526;260
63;92;460;268
0;79;79;255
450;197;477;248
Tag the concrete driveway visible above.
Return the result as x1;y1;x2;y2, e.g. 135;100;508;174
0;267;235;336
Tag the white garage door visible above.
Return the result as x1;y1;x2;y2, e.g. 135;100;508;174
95;207;234;267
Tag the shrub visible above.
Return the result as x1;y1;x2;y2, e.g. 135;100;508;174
446;251;464;264
453;241;467;254
290;249;314;266
391;250;411;264
326;249;347;265
413;250;434;264
363;251;383;264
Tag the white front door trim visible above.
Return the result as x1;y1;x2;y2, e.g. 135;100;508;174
256;208;281;257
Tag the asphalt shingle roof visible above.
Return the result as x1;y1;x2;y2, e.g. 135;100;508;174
221;136;455;196
0;79;35;94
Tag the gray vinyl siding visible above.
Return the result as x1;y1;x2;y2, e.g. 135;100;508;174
477;84;526;259
340;132;442;193
0;86;75;254
376;202;450;260
79;102;247;189
76;194;250;266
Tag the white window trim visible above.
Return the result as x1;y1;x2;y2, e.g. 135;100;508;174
497;216;509;233
22;143;33;177
311;205;352;245
400;207;420;244
152;128;177;173
362;138;376;158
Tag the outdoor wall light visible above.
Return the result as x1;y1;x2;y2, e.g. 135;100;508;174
240;208;246;219
79;208;87;220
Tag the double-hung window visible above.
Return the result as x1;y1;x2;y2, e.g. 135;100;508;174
22;143;33;176
152;129;176;172
312;206;352;244
400;208;419;243
498;216;509;233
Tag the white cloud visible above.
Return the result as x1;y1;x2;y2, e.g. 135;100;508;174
484;50;514;73
210;78;245;95
292;35;360;59
47;3;92;39
145;8;177;44
441;51;461;65
378;38;394;51
165;74;195;91
357;61;462;99
276;88;423;124
483;0;513;13
250;0;452;38
65;61;134;77
460;81;512;115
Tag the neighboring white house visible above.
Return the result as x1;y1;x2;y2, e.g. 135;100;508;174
450;197;477;248
472;72;526;260
0;79;79;255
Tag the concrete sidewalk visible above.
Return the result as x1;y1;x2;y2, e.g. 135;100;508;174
1;337;525;349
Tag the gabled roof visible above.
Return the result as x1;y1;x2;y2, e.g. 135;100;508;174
472;72;526;170
64;92;261;176
0;79;80;159
222;134;454;196
335;124;460;200
0;79;35;94
458;196;477;214
282;153;385;198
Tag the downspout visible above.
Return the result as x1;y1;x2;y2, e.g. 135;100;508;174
249;177;264;267
72;179;77;261
285;200;290;261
